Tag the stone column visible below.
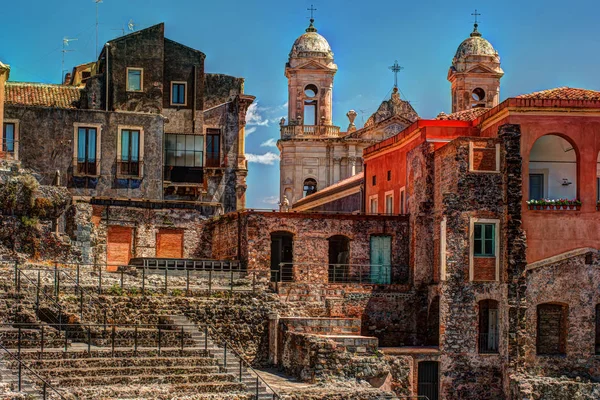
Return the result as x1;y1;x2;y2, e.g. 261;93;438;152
0;62;10;155
348;156;357;177
333;157;341;184
268;313;280;365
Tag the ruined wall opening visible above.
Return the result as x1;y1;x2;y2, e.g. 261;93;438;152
270;231;293;282
426;296;440;346
328;235;350;283
528;134;578;201
536;303;568;355
478;299;499;353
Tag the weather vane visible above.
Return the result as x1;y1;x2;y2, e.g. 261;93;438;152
388;60;403;89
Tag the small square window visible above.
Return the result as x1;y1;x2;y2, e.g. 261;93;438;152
171;82;186;105
127;68;143;91
387;170;391;181
372;175;376;186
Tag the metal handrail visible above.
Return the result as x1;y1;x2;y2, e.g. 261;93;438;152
206;324;280;399
275;262;396;285
0;342;67;399
16;268;69;328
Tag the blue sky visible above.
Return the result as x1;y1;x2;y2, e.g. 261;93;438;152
1;0;599;208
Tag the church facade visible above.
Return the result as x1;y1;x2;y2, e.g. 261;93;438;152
277;19;418;206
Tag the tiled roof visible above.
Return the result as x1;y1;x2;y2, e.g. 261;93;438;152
435;107;490;122
516;87;600;101
5;82;82;109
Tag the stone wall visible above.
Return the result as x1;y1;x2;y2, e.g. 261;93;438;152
509;374;600;400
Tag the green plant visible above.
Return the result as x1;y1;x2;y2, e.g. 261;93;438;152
171;289;184;297
106;284;124;296
128;287;139;296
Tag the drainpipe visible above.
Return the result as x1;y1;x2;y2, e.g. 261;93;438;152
104;44;110;112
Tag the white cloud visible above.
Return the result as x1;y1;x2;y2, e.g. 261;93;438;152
262;196;280;205
246;152;280;165
245;103;270;127
245;126;257;136
260;138;278;148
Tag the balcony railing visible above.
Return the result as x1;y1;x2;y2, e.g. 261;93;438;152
73;158;100;177
272;262;397;285
117;159;143;179
280;124;341;139
478;332;499;354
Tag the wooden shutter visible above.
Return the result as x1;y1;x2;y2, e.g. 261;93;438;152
107;226;133;272
156;229;184;258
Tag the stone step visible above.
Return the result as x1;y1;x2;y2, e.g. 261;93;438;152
53;372;237;387
55;382;248;399
14;356;219;370
39;365;222;378
13;347;212;360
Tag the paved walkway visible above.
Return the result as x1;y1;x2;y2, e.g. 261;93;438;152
255;368;315;392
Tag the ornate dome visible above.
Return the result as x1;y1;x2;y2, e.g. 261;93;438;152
453;25;498;63
289;20;333;59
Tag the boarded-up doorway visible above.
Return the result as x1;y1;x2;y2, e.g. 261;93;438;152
107;226;133;272
418;361;439;400
156;229;184;258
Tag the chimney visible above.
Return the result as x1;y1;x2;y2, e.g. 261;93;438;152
0;62;10;148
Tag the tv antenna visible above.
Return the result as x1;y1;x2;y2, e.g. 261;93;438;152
359;109;367;125
128;19;136;32
61;37;77;83
95;0;103;59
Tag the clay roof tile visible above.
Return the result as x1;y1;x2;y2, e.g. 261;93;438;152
5;82;82;109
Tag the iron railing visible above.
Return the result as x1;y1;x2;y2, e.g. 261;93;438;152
478;332;499;354
274;262;395;285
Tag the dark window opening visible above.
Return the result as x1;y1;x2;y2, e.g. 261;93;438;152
164;134;204;183
171;83;186;105
303;178;317;197
537;303;567;355
304;84;318;98
474;223;495;257
387;170;391;181
328;235;350;283
119;129;140;176
400;190;405;214
418;361;439;400
479;300;499;353
206;129;221;167
472;87;486;101
271;232;293;282
595;304;600;355
372;175;376;186
426;296;440;346
76;127;97;176
2;123;15;154
529;174;544;200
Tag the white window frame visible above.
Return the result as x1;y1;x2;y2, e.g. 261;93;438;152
73;122;103;177
399;186;406;214
440;217;447;281
384;190;394;215
3;119;19;160
368;194;378;214
469;142;500;173
469;217;500;282
117;125;145;177
126;67;144;92
170;81;188;106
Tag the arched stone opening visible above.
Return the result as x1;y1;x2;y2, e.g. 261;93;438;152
303;178;317;197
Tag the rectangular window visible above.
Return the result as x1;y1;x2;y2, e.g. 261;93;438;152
385;193;393;214
478;300;499;354
474;223;495;257
370;197;378;214
164;134;204;183
171;82;186;106
206;129;220;167
3;123;15;154
400;187;406;214
119;129;141;176
76;127;98;176
529;174;544;200
127;68;143;91
372;175;376;186
387;170;391;181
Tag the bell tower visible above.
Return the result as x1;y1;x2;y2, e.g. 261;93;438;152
448;11;503;113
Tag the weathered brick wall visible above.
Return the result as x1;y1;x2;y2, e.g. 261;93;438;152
509;374;600;400
522;251;600;378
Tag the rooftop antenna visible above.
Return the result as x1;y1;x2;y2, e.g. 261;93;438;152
95;0;103;59
359;109;367;125
128;19;136;32
61;37;77;83
111;27;125;37
388;60;403;90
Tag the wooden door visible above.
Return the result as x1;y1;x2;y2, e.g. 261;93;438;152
418;361;439;400
370;235;391;284
156;229;184;258
107;226;133;272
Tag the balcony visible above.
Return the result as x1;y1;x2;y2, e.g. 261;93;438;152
116;159;143;179
280;124;341;139
73;158;100;177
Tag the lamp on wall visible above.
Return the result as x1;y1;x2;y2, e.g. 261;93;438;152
562;178;572;186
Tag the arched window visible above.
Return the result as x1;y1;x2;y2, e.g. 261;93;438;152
303;178;317;197
471;87;486;108
478;300;499;353
528;135;577;202
537;303;568;355
328;235;350;283
303;85;318;125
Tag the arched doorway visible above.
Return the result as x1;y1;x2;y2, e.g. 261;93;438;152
270;232;293;282
528;135;577;201
328;235;350;283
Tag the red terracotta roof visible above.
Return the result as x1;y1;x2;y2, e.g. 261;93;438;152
5;82;82;109
435;107;490;122
516;87;600;101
